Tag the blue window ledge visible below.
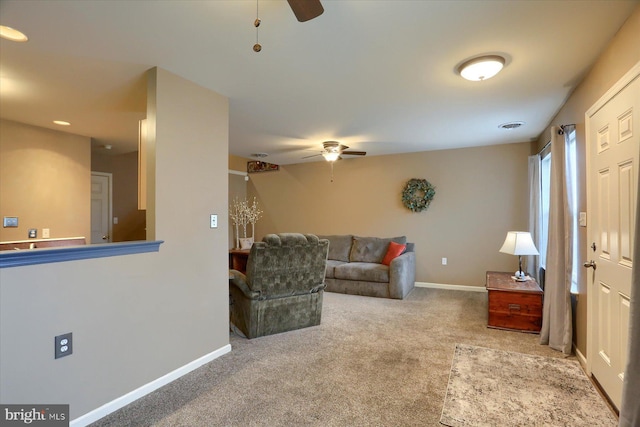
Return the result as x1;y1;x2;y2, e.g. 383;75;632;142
0;241;164;268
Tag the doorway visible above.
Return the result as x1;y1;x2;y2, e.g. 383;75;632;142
586;63;639;409
91;172;112;244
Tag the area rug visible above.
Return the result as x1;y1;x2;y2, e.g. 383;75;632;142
440;344;617;426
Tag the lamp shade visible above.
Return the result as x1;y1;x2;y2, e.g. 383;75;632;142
499;231;539;256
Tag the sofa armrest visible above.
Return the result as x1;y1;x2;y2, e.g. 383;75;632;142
229;269;262;300
388;251;416;299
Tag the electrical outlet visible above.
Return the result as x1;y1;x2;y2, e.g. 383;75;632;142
28;229;37;238
442;257;447;265
55;332;73;359
210;214;218;228
42;228;50;238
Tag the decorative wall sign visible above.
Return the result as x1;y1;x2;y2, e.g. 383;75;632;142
247;161;279;173
402;178;436;212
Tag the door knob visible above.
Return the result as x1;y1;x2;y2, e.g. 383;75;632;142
583;260;596;270
102;235;109;240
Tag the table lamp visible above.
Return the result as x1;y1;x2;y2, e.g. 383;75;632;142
499;231;539;281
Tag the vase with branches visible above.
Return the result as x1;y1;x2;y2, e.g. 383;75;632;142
247;197;263;241
229;196;262;249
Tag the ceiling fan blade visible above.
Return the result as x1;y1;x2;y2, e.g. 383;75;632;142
341;151;367;156
286;0;324;22
302;153;322;159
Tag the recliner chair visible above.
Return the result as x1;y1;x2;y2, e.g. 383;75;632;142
229;233;329;339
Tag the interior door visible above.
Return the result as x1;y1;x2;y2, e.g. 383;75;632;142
586;67;639;409
91;172;112;244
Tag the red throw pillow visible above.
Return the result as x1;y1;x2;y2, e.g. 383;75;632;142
382;241;407;266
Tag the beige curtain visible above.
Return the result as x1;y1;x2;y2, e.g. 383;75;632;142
619;169;640;426
528;154;541;281
540;125;574;355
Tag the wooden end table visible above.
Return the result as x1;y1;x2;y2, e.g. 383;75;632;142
486;271;543;333
229;249;250;274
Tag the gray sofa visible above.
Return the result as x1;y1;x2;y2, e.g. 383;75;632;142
318;235;415;299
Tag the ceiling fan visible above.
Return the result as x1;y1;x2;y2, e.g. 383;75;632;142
253;0;323;51
303;141;367;162
286;0;324;22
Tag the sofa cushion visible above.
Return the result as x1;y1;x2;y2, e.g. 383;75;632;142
325;259;347;279
382;241;407;266
349;236;407;263
334;262;390;283
317;234;353;262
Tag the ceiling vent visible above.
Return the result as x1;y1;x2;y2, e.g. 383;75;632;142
499;121;524;130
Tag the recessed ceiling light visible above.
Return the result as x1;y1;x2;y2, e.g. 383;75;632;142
0;25;28;42
458;55;505;81
251;152;268;158
499;121;524;130
53;120;71;126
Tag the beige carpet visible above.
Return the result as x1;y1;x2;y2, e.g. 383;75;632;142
440;344;617;426
91;288;615;426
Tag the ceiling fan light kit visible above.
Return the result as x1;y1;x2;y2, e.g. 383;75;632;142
458;55;505;81
322;152;340;162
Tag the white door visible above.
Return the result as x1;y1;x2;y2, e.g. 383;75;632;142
91;172;112;244
586;65;639;409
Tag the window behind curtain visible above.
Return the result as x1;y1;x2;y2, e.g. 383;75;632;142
539;128;578;292
540;149;551;269
566;129;578;292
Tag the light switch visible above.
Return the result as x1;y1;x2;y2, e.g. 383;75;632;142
42;228;50;238
579;212;587;227
210;214;218;228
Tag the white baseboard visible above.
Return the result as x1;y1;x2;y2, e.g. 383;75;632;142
70;344;232;427
574;345;587;370
415;281;487;293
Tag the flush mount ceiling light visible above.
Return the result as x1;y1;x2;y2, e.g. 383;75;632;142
0;25;28;42
458;55;505;81
53;120;71;126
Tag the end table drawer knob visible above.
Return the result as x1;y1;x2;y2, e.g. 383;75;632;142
508;303;521;311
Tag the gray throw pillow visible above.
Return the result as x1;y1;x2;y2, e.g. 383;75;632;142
349;236;407;263
317;235;353;262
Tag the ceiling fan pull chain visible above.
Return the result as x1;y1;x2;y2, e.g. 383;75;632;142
253;0;262;52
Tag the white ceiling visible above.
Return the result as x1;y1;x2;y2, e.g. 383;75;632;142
0;0;637;164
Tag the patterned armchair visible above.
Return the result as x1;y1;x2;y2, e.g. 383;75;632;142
229;233;329;339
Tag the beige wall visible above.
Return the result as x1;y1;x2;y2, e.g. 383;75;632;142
92;151;146;242
0;67;230;420
0;119;91;242
229;154;248;171
250;142;534;287
535;6;639;357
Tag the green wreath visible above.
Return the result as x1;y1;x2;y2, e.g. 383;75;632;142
402;178;436;212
